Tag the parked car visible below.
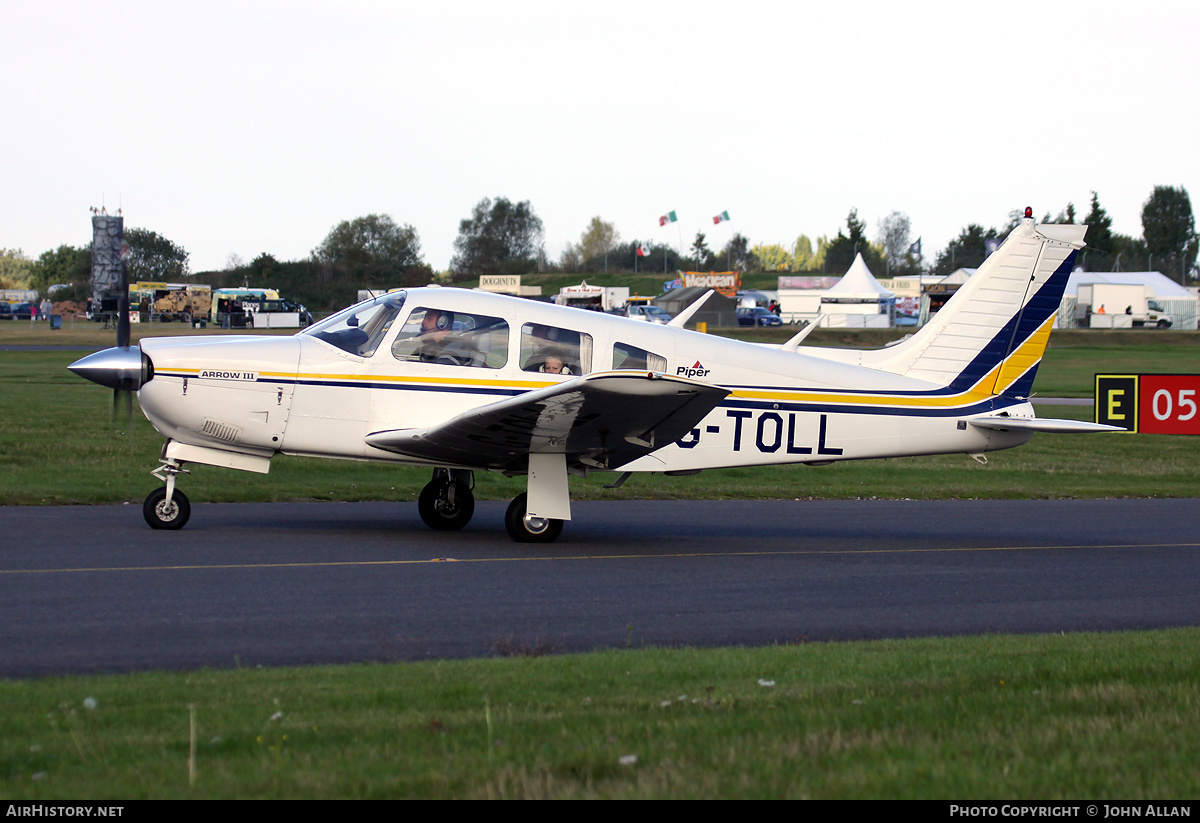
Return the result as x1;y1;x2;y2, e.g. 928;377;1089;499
11;302;38;320
625;304;672;324
0;302;12;320
736;307;782;326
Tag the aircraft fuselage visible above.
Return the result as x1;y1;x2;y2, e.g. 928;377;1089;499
136;287;1031;476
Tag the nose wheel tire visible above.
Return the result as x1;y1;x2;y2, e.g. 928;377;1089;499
143;487;191;530
418;479;475;531
504;493;564;543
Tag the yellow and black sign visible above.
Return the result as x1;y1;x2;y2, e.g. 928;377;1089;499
1095;375;1137;431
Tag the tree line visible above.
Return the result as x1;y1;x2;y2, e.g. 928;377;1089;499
932;187;1197;283
3;187;1194;312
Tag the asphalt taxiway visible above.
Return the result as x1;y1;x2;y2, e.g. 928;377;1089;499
1;498;1197;677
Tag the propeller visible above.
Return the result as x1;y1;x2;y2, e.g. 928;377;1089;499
112;260;133;431
116;262;130;349
67;238;153;439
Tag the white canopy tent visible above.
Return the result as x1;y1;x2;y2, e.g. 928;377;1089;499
818;253;897;328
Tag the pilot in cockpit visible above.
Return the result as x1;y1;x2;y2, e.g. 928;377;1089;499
416;309;474;366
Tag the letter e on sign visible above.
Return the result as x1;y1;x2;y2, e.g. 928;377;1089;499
1095;375;1138;432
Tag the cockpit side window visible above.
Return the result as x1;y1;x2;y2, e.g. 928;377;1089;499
613;342;667;371
520;324;591;376
390;307;509;368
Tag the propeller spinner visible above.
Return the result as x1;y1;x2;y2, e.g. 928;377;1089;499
67;345;153;391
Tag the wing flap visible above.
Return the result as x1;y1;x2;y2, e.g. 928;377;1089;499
365;370;730;471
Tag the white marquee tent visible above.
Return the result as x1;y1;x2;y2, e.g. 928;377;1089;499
818;253;896;328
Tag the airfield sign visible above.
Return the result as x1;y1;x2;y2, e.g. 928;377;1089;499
1095;374;1200;434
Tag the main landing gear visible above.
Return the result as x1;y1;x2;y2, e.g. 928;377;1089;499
417;467;566;543
504;493;563;544
144;457;191;530
418;468;475;531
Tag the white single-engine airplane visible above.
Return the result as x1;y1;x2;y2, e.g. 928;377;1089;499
70;212;1116;542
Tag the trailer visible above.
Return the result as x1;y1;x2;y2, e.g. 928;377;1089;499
129;282;212;323
1079;282;1173;328
554;282;629;312
211;288;311;328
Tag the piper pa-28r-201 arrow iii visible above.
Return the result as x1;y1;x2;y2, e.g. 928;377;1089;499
69;212;1118;542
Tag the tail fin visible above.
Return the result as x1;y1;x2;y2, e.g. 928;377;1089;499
866;217;1086;398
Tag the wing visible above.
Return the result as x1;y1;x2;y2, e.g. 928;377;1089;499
365;370;730;472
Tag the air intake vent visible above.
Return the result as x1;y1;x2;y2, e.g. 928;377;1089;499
201;419;241;443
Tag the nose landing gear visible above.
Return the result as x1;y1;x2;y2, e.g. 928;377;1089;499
144;457;191;530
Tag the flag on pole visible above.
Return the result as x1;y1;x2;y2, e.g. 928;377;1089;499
713;210;730;224
659;211;677;227
909;237;922;256
636;243;650;257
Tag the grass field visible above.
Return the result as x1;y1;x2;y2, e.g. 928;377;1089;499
3;630;1200;799
2;322;1198;798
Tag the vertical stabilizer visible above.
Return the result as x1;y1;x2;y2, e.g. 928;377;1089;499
865;217;1086;398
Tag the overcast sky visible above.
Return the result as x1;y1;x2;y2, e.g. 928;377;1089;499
4;1;1197;274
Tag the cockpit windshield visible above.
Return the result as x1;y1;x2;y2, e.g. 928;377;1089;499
302;291;407;357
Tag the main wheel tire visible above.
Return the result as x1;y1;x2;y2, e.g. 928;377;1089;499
504;493;564;543
418;479;474;531
143;487;191;530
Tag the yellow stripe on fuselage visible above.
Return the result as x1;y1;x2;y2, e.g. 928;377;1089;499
727;383;995;409
730;318;1055;409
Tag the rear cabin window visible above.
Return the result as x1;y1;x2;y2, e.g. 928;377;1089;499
390;307;509;368
613;342;667;371
520;323;591;376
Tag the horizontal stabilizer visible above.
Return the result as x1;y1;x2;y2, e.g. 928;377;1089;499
968;417;1124;434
